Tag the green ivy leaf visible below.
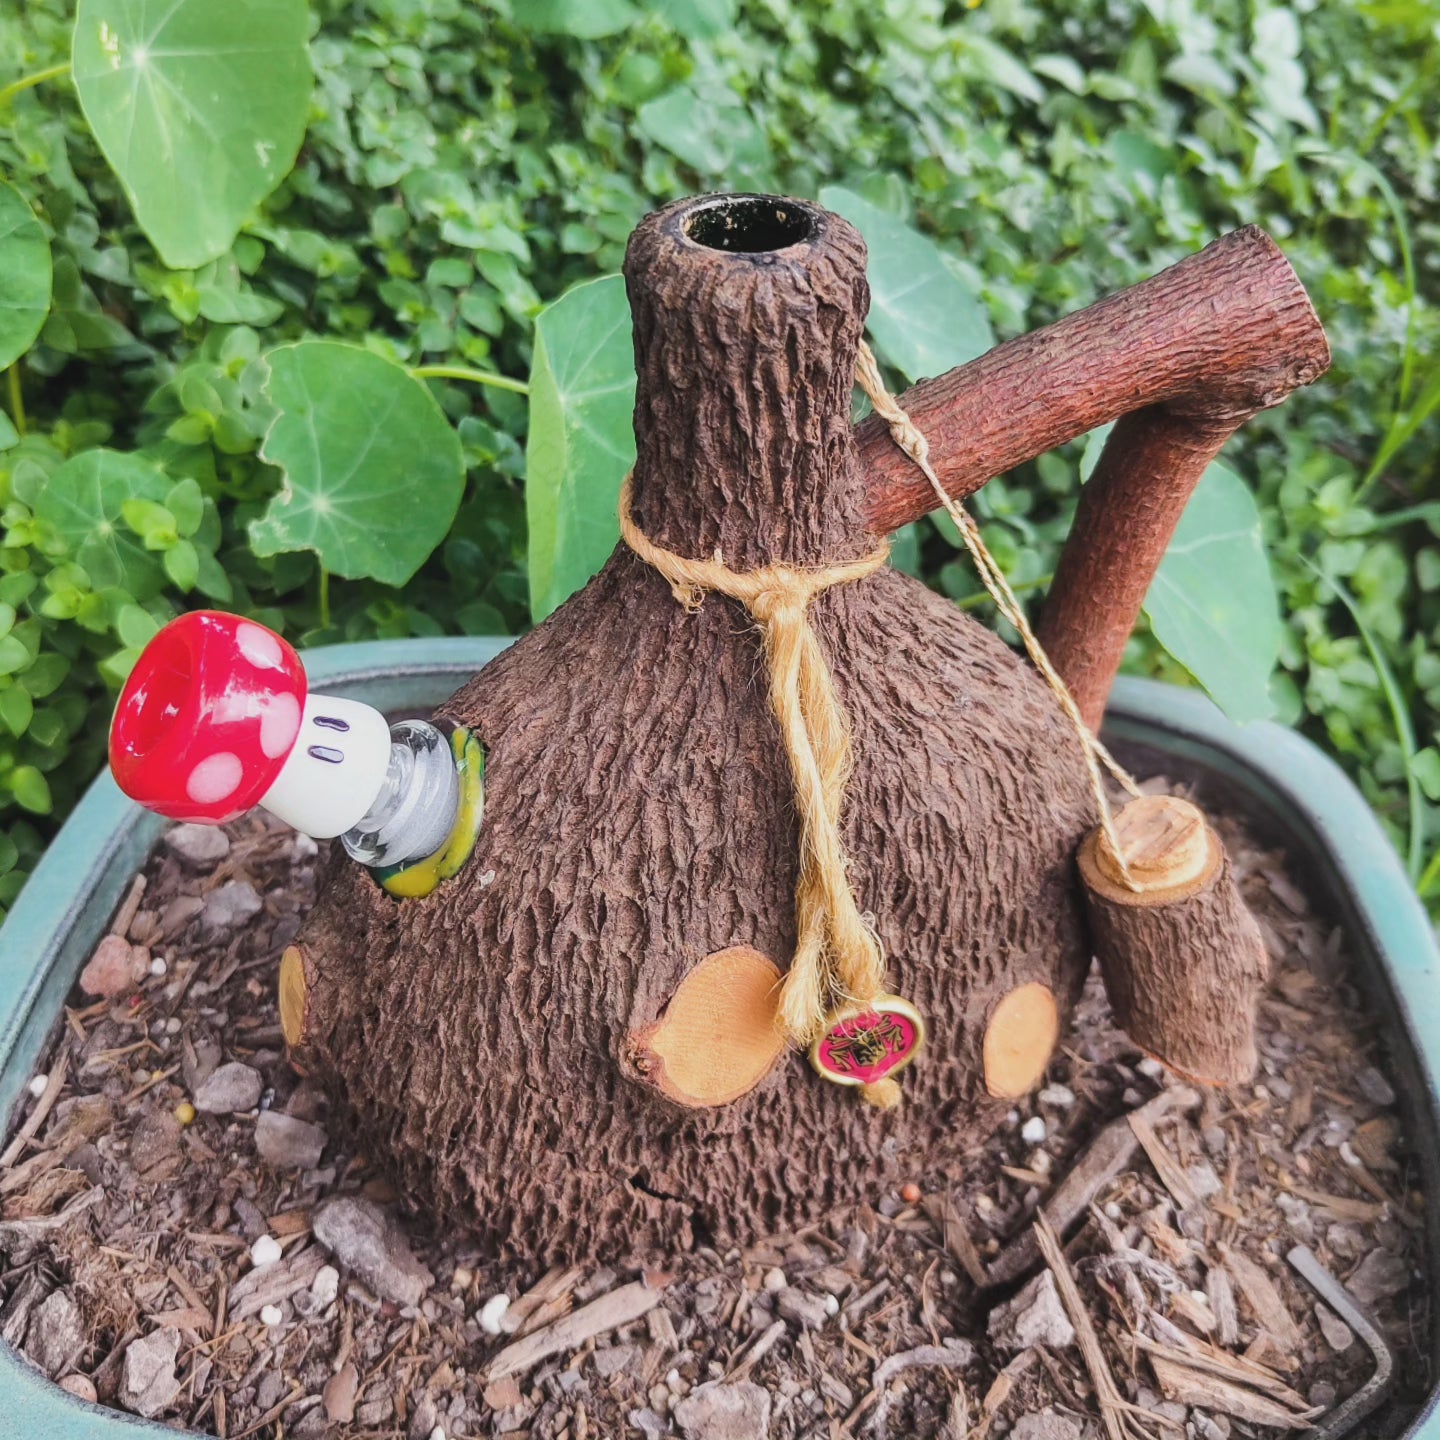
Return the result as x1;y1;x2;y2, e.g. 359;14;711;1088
32;449;171;598
0;637;29;676
0;684;33;738
21;653;68;699
9;764;52;815
1143;461;1281;724
525;275;636;622
0;179;52;371
820;186;994;384
512;0;637;36
72;0;312;269
251;341;466;586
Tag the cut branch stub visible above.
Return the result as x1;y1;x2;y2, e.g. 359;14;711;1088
627;946;786;1107
983;982;1060;1099
1078;796;1268;1086
854;225;1329;724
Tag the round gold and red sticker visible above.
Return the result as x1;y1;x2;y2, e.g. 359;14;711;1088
809;994;925;1088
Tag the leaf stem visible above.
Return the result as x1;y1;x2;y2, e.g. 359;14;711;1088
410;364;529;397
318;566;331;630
0;62;71;107
1418;843;1440;900
6;366;25;437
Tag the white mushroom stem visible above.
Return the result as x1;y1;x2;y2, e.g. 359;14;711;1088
259;694;393;839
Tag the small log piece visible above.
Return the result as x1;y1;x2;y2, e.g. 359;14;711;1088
1078;795;1267;1086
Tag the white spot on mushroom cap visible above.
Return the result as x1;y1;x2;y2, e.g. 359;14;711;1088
187;752;243;806
237;623;285;671
260;691;301;760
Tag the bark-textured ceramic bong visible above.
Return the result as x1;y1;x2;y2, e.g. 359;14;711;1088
268;195;1329;1262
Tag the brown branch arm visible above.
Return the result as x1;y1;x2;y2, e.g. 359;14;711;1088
855;225;1329;722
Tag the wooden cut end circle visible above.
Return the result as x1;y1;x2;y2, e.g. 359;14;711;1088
279;944;310;1049
983;982;1060;1098
629;946;786;1108
1089;795;1219;901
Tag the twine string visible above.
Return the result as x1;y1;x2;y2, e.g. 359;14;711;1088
618;476;890;1046
853;341;1143;883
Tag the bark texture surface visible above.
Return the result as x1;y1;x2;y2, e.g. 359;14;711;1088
1078;828;1268;1086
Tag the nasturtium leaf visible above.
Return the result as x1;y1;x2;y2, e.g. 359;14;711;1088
33;449;171;598
0;180;52;372
513;0;637;37
72;0;312;269
525;275;636;622
251;342;466;586
1143;461;1281;725
819;187;994;384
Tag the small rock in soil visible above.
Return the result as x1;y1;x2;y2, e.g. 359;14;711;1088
311;1264;339;1308
1356;1065;1397;1107
988;1269;1075;1352
79;934;148;999
120;1327;182;1419
312;1195;434;1306
163;823;230;866
249;1234;282;1268
59;1374;98;1404
25;1289;84;1379
255;1110;328;1169
323;1361;359;1424
192;1061;262;1115
673;1379;772;1440
776;1287;830;1329
477;1291;509;1334
1011;1409;1084;1440
1348;1248;1410;1305
1317;1302;1355;1352
201;880;263;933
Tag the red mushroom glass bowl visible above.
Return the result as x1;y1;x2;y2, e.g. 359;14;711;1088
109;611;392;838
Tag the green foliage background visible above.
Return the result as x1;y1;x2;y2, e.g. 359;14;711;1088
1;0;1438;916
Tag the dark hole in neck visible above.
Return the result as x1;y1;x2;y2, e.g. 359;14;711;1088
685;197;814;253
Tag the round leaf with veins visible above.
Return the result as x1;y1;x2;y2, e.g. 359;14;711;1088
0;180;51;371
251;342;466;587
72;0;311;269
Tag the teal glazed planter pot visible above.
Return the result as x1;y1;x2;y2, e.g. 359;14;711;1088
0;643;1435;1439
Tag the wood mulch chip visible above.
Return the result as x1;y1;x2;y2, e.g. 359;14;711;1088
0;777;1431;1438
